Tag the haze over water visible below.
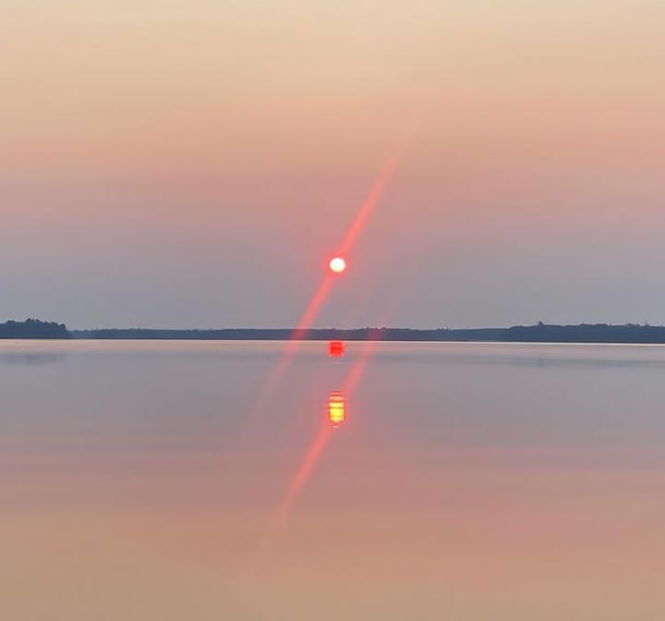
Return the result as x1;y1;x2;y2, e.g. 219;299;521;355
2;340;664;619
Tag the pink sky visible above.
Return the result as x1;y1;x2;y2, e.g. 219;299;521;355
2;1;665;328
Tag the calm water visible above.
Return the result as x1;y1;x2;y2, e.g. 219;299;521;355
2;340;665;620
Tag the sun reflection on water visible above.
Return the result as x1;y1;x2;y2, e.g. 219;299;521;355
328;390;346;427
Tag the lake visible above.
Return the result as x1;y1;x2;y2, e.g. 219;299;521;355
1;340;664;619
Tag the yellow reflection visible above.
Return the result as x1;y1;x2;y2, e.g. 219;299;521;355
328;390;346;427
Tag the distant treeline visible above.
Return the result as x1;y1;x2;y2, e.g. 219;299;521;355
5;318;665;343
0;319;71;339
72;323;665;344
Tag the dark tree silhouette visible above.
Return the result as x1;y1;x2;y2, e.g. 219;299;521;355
0;319;71;339
71;323;665;344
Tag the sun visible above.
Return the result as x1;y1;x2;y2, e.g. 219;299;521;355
329;257;347;274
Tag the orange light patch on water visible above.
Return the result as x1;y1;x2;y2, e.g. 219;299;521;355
328;390;346;427
328;341;345;358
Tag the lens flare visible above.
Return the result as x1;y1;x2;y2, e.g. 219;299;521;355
329;257;347;273
248;140;409;422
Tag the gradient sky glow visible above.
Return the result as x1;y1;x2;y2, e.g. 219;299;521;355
2;0;665;328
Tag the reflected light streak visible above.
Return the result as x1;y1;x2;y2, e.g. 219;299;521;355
257;273;336;402
335;150;403;259
270;389;346;528
271;336;383;531
288;146;401;338
289;272;336;342
341;332;382;395
251;145;406;411
273;417;333;529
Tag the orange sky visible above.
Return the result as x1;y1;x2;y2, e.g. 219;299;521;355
2;1;665;327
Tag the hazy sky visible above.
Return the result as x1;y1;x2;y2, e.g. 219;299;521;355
2;1;664;328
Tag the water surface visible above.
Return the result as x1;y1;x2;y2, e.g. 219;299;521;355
2;340;664;620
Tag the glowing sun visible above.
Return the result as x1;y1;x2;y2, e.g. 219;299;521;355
329;257;347;273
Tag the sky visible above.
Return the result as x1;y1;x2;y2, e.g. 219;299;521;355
2;0;665;329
